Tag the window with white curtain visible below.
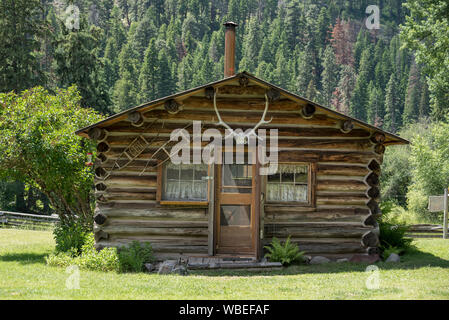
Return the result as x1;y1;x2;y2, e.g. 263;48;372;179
267;164;309;202
162;163;208;201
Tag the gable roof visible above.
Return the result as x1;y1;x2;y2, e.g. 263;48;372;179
75;71;409;145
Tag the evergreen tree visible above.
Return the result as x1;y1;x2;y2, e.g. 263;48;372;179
138;38;158;103
113;41;140;111
157;47;175;98
284;0;303;50
350;48;373;121
239;16;262;73
131;8;157;60
306;79;318;102
256;61;275;83
321;45;339;108
296;44;315;96
274;49;290;89
54;17;111;113
418;80;430;119
0;0;47;92
332;65;356;115
402;0;449;119
367;82;384;127
353;29;369;71
402;61;421;125
177;54;194;91
384;73;402;133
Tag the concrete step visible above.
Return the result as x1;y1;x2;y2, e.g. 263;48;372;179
187;257;282;270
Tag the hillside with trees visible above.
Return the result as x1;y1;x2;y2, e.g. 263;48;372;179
0;0;448;223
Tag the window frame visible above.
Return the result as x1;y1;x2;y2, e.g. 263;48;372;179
157;161;211;206
264;162;316;207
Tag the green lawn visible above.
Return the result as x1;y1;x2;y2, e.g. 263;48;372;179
1;228;449;299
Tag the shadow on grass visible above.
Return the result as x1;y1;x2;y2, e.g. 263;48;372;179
190;249;449;277
0;252;49;265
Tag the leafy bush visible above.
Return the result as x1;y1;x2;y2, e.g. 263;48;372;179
118;241;155;273
379;220;413;253
46;233;120;272
0;87;103;225
407;120;449;223
264;236;305;265
53;221;90;255
380;144;411;208
380;201;423;225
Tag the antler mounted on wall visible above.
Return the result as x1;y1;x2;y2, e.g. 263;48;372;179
213;87;273;144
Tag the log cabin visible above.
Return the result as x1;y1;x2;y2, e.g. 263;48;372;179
76;22;409;261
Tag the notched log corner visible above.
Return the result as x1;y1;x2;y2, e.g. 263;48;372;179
374;144;385;155
301;103;316;118
370;132;386;144
128;111;144;127
97;153;107;163
368;159;381;174
165;99;181;114
97;142;110;153
367;199;381;216
366;247;380;255
367;186;380;199
94;230;109;242
95;183;107;191
340;120;354;133
96;194;109;204
95;167;107;179
366;172;379;187
94;213;107;225
362;230;379;247
363;214;377;227
88;127;107;141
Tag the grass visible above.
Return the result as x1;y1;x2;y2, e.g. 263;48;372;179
1;228;449;299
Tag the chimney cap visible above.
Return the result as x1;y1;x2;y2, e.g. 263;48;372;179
223;21;238;28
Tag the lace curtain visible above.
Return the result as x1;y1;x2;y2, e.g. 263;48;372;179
267;164;309;202
163;163;208;201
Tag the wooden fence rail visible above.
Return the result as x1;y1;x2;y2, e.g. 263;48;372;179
406;224;448;238
0;211;59;230
0;212;446;238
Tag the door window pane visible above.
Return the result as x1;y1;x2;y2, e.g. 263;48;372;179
220;205;251;226
222;164;252;192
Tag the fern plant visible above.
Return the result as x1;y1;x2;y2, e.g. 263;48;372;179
264;236;305;265
118;241;154;273
382;245;403;260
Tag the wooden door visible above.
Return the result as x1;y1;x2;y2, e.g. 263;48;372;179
215;158;257;255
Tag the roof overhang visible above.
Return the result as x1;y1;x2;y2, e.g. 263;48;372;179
75;71;409;145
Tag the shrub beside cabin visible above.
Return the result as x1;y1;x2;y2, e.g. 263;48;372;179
76;23;408;261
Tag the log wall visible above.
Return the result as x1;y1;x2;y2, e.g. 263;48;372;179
90;82;384;260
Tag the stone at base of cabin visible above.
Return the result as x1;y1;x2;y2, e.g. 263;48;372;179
310;256;331;264
145;263;155;272
385;253;400;263
337;258;349;263
259;261;283;268
349;254;380;264
303;255;312;264
172;265;188;275
158;260;178;274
